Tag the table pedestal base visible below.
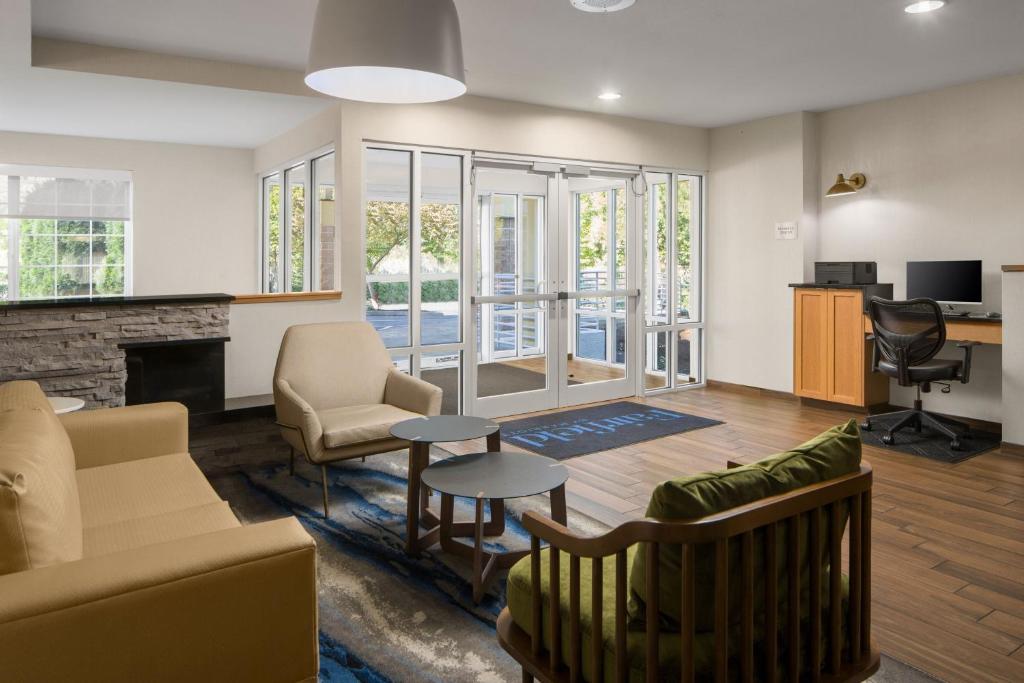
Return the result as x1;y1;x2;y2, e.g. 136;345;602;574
440;484;567;604
405;432;502;555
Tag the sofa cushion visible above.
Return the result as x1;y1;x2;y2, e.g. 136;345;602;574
319;404;422;449
83;501;241;558
628;420;861;632
76;452;221;528
0;382;83;575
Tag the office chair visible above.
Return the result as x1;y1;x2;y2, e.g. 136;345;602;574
861;297;979;450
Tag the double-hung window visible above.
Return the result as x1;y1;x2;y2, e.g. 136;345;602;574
0;165;131;300
260;148;335;293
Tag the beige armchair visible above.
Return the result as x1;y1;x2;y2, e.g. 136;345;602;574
273;322;443;516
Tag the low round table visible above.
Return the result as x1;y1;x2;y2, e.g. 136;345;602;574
421;451;568;603
390;415;501;555
48;396;85;414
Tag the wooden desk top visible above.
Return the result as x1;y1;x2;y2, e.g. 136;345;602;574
862;313;1002;345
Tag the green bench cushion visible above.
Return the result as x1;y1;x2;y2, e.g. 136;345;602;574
627;419;861;632
507;546;850;682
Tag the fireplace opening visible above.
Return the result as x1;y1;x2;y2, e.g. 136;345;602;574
121;337;228;414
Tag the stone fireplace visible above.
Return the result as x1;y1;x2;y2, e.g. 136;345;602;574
0;294;232;409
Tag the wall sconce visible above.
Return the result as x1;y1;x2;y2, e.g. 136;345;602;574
826;173;867;198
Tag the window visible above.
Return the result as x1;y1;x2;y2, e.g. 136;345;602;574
0;166;131;300
260;148;335;293
364;144;468;414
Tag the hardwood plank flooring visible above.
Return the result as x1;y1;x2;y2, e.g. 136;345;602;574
471;386;1024;682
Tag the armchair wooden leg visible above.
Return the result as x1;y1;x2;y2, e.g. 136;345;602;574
289;447;295;476
321;465;330;518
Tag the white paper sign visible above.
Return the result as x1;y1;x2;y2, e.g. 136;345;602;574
775;222;798;240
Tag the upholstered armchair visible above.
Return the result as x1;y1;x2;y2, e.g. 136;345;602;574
273;322;442;516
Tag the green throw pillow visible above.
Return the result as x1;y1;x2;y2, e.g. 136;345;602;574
626;419;862;633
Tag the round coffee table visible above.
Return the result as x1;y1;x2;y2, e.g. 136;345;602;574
421;451;568;603
390;415;501;555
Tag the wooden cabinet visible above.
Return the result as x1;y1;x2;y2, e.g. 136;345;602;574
793;287;888;408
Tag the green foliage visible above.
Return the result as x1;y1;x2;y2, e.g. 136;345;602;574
266;181;281;292
365;200;459;307
15;219;125;299
367;279;459;306
290;184;305;292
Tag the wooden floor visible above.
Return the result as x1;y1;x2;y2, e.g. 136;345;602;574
444;385;1024;682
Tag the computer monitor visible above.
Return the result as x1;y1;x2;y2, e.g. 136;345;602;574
906;260;982;305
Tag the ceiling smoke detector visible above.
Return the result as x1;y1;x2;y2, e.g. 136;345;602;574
570;0;636;13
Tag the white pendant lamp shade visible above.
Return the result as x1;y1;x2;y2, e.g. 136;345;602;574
305;0;467;104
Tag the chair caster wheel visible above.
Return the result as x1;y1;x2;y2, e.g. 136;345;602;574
860;421;872;432
950;439;962;451
882;434;895;445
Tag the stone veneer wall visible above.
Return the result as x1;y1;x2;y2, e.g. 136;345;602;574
0;302;229;408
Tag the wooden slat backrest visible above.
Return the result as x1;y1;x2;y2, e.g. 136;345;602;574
517;464;873;683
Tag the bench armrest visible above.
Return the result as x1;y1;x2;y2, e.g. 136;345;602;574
0;517;318;683
61;402;189;470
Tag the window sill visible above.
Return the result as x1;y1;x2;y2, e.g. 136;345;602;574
232;290;343;305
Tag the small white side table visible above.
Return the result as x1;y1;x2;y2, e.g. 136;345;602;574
48;396;86;414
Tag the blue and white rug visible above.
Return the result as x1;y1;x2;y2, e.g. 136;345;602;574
193;438;606;682
191;419;933;683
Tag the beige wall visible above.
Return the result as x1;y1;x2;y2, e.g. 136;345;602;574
817;72;1024;422
706;112;818;393
0;130;256;295
1003;271;1024;447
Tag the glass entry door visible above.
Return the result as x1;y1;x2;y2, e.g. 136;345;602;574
467;161;638;418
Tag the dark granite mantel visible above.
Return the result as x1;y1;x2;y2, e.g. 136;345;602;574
0;293;233;311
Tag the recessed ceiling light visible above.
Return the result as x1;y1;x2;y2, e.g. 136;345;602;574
904;1;946;14
598;91;622;100
571;0;636;14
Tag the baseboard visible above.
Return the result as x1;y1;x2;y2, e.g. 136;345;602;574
1002;441;1024;456
706;379;798;401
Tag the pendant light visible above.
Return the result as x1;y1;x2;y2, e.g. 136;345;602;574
305;0;467;104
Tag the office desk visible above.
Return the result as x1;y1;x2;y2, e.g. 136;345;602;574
862;314;1003;345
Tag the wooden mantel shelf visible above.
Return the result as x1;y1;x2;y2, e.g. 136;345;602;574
232;290;343;305
1003;265;1024;273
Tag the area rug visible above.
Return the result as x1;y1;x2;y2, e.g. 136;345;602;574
191;422;607;682
499;401;723;459
860;413;1000;463
191;418;933;683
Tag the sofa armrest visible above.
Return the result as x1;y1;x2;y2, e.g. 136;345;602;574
60;402;189;470
0;517;318;683
384;368;443;416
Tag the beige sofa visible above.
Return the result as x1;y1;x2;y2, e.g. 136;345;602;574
0;381;318;683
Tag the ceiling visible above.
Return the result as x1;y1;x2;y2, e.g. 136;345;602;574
29;0;1024;129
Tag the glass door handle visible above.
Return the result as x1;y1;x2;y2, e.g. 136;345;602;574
558;288;640;299
471;293;559;305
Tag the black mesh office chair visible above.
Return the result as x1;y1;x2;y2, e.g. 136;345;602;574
861;297;979;450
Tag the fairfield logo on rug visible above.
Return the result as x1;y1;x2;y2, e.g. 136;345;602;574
505;407;686;449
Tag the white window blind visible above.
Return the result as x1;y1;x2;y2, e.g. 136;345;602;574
0;165;132;221
0;165;132;301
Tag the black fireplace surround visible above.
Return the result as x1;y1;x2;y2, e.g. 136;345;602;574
121;337;228;414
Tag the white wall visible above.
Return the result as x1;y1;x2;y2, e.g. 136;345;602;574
706;112;817;393
817;73;1024;422
0;130;256;294
1002;270;1024;446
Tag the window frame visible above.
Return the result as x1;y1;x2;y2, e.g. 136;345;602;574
258;145;335;293
1;168;134;301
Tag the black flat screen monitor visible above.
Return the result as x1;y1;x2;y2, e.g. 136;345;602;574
906;260;982;305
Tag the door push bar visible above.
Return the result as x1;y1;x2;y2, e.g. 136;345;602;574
471;289;640;305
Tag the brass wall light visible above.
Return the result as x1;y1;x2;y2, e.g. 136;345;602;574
826;173;867;198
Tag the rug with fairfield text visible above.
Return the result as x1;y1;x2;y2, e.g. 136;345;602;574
499;401;723;460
